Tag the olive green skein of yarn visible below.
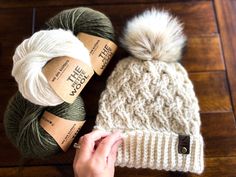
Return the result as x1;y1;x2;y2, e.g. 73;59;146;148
4;91;85;158
46;7;115;41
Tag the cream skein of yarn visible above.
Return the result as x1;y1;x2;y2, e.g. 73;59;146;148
12;29;91;106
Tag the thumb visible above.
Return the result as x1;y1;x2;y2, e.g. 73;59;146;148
108;139;123;166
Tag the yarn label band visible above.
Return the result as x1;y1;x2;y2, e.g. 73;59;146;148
78;33;117;75
43;57;94;103
40;111;85;151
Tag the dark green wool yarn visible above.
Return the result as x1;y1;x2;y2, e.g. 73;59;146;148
4;91;85;158
46;7;115;41
4;7;115;159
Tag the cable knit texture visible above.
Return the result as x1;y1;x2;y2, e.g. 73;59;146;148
95;9;204;174
95;58;204;174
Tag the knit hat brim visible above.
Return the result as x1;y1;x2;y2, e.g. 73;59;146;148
115;130;204;174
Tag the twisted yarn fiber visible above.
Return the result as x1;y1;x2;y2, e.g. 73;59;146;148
4;91;85;158
12;7;115;106
5;7;115;158
46;7;115;41
12;29;90;106
95;9;204;174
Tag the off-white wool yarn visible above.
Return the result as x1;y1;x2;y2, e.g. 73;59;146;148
12;29;91;106
95;9;204;174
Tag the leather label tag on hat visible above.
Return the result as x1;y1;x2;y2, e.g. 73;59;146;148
178;135;190;154
77;33;117;75
40;111;85;151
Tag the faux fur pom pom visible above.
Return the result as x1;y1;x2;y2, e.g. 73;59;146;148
121;9;186;62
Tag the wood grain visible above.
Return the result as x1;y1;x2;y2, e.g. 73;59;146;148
0;34;224;82
0;9;33;41
81;71;232;116
181;36;224;72
0;156;235;177
189;72;231;113
0;9;33;84
0;41;18;82
0;84;17;123
35;1;216;36
116;157;236;177
201;113;236;157
0;70;231;125
0;0;211;9
0;1;235;177
1;112;235;166
214;0;236;118
99;35;224;80
0;2;221;124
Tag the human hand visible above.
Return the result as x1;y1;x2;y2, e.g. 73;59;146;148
73;130;123;177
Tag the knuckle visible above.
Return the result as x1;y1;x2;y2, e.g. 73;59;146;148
81;135;91;144
100;138;110;146
94;156;102;163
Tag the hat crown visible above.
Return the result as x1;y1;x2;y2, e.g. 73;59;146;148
97;57;200;135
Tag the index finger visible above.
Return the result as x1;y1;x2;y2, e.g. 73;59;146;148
94;131;122;159
76;130;110;161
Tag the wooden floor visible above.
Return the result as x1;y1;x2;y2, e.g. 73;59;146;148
0;0;236;176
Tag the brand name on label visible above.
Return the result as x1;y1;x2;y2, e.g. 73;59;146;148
77;33;117;75
67;66;89;96
99;44;113;70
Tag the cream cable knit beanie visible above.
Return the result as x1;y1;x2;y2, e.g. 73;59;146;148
94;9;204;174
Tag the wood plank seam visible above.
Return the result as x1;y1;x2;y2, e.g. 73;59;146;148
213;0;236;123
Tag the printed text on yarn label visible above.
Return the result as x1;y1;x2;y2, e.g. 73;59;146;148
43;57;94;103
67;66;89;96
40;111;85;151
78;33;117;75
